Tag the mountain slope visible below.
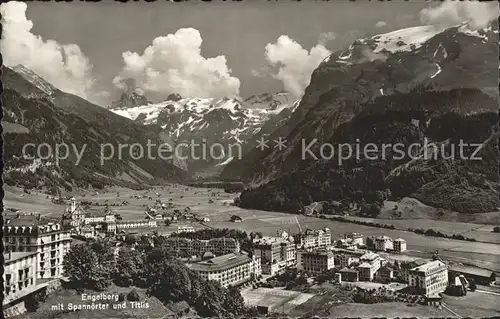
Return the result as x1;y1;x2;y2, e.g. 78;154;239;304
2;66;189;192
221;23;498;184
230;23;499;216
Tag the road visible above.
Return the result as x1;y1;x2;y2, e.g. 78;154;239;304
476;289;500;296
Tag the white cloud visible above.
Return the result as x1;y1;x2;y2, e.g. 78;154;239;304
113;28;241;99
0;1;108;105
318;32;336;46
419;1;499;30
375;21;388;28
263;35;331;99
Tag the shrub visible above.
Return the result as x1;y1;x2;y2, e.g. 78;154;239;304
127;289;140;301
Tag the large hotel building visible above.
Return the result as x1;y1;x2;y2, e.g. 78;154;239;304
299;250;335;274
297;228;331;249
253;236;296;275
188;252;261;288
164;237;241;257
3;214;71;279
408;260;448;296
3;252;39;306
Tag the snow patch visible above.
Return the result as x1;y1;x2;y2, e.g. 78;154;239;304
372;25;443;54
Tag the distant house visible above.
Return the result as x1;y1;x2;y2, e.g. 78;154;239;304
202;217;210;222
449;265;496;286
177;225;195;233
230;215;242;223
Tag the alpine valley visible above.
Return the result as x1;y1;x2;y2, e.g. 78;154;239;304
3;21;499;223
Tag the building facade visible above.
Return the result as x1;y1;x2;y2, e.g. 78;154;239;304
408;260;448;296
358;252;381;281
164;237;241;257
4;215;71;279
3;252;38;305
253;236;296;275
344;232;364;247
188;252;261;288
299;228;331;249
177;225;195;233
339;268;359;282
376;266;394;283
301;251;335;274
374;236;393;251
339;254;360;268
61;198;85;232
393;238;407;252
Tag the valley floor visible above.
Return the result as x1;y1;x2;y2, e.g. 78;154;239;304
4;185;500;273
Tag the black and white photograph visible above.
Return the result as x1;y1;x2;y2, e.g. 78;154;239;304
1;0;499;318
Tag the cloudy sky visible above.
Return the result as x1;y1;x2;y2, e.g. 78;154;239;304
1;1;498;106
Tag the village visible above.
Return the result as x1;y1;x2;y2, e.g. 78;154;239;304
3;185;499;318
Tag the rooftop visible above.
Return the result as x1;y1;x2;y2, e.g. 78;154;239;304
254;236;290;245
4;213;48;226
4;251;38;264
188;252;251;272
410;260;446;273
394;238;406;242
358;262;372;268
302;250;334;258
375;236;392;241
360;252;380;261
340;267;359;273
449;265;495;278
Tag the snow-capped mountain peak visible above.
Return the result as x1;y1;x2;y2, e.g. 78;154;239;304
110;92;299;146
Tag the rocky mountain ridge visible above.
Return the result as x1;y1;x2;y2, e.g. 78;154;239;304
227;22;499;216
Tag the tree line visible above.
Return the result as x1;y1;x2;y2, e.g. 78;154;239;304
62;239;258;317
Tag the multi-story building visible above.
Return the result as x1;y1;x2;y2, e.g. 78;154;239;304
397;259;428;283
339;268;359;282
376;266;394;283
253;236;296;275
80;225;96;238
366;236;375;249
336;239;357;250
61;198;85;232
3;252;38;305
344;232;364;247
177;225;195;233
408;260;448;296
357;252;381;281
300;250;335;274
84;207;116;225
164;237;241;257
374;236;393;251
298;228;331;249
188;252;261;288
104;219;157;235
393;238;407;252
3;214;71;279
206;237;241;255
339;254;360;268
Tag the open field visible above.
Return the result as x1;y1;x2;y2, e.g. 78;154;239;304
347;215;500;244
380;198;500;225
5;185;500;272
442;291;500;317
241;287;315;314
